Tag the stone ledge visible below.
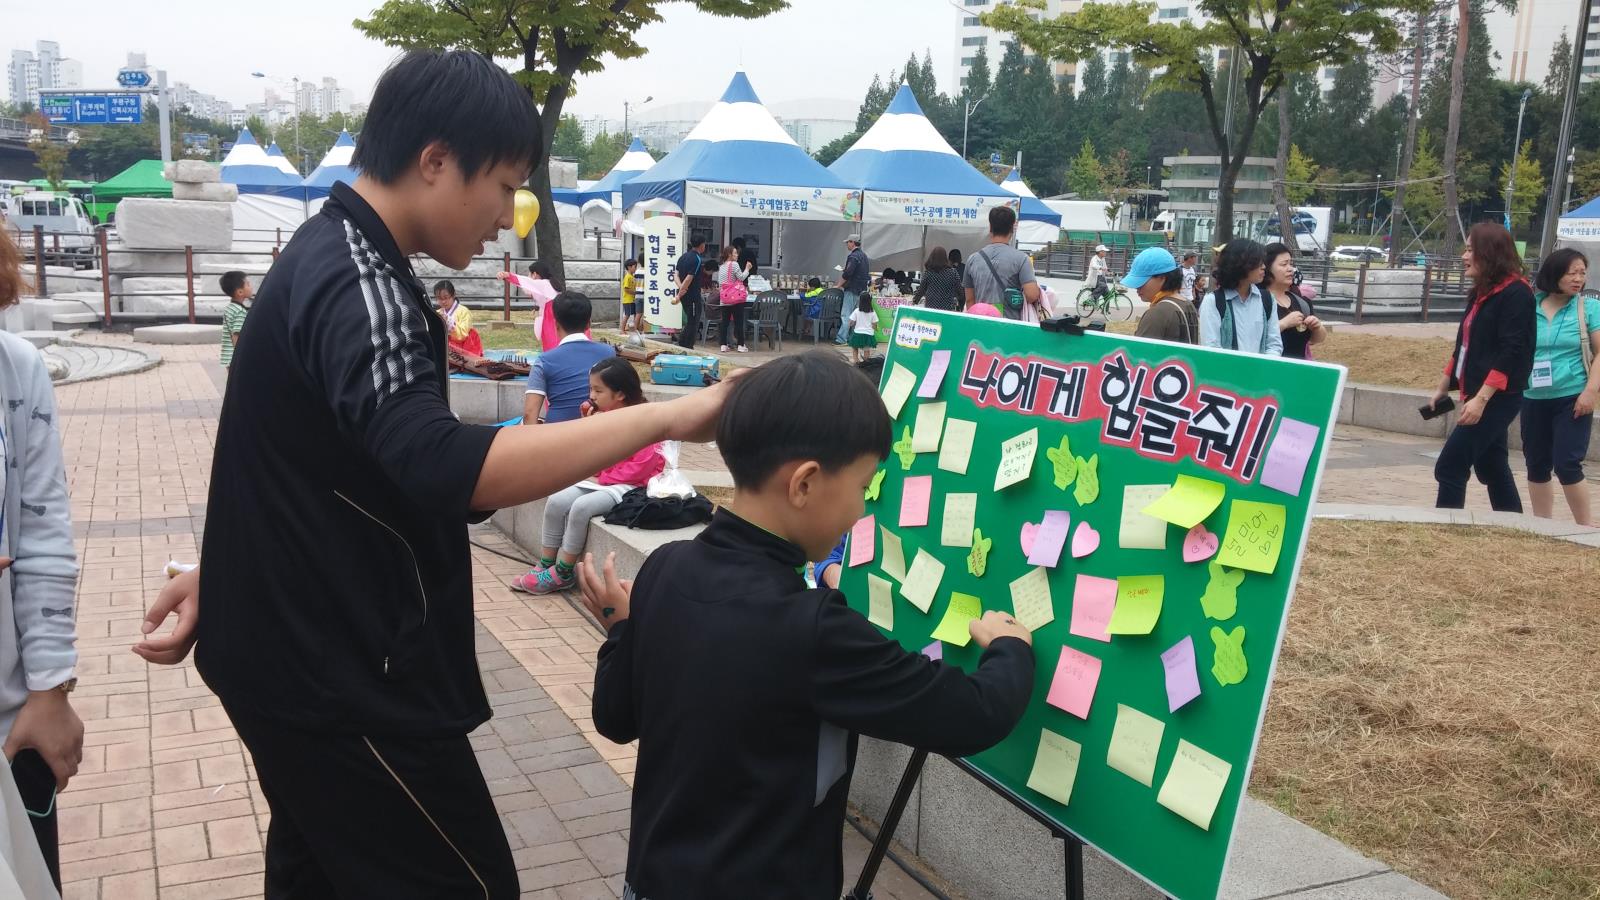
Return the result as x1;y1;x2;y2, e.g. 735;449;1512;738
1341;381;1600;462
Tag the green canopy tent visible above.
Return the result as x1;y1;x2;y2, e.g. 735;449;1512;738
90;159;174;221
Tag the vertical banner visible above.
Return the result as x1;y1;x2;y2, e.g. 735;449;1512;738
641;215;683;331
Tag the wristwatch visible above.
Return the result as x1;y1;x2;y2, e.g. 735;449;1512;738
54;677;77;694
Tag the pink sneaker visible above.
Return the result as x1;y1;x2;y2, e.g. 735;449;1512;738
512;566;575;595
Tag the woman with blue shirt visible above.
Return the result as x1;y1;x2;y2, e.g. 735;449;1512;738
1523;248;1600;525
1199;239;1283;355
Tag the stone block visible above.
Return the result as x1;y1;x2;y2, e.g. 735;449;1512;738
132;323;224;345
448;378;499;424
0;304;26;334
549;160;578;189
564;260;622;282
497;380;530;421
172;182;239;203
512;501;542;552
1348;383;1448;439
164;160;220;184
115;198;233;251
1219;800;1389;899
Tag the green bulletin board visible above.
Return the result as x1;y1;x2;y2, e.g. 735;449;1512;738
839;307;1346;900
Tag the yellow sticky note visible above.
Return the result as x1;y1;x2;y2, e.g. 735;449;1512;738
900;549;945;614
930;592;982;646
1142;474;1227;530
995;427;1039;491
1025;728;1083;806
912;402;947;453
1217;500;1288;575
867;574;894;631
880;526;907;583
1008;566;1055;632
938;418;977;475
941;493;977;547
1157;739;1234;830
1107;703;1166;787
1119;484;1170;550
1106;575;1164;635
881;363;916;420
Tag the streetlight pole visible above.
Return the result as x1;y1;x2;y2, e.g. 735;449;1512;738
1372;174;1382;238
1388;142;1400;252
1542;0;1593;255
1505;87;1532;233
623;96;652;137
961;91;988;160
293;76;303;176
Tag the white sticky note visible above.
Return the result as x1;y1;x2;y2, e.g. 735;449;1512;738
900;549;945;614
941;493;978;547
1119;484;1171;550
867;574;894;631
880;363;916;420
938;418;978;475
912;402;947;453
995;427;1039;491
880;526;908;582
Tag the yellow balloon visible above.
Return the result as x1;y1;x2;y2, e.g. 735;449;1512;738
514;189;540;238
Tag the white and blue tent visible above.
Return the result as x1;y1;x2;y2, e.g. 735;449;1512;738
1558;195;1600;289
266;142;300;178
220;127;307;243
303;130;359;216
220;128;302;194
581;138;656;231
1000;167;1066;250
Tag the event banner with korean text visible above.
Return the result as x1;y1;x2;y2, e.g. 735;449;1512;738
838;308;1345;900
862;191;1020;228
684;182;862;222
640;215;683;331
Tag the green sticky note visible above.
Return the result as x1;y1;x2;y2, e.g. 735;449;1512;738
893;426;916;470
1157;739;1234;830
1106;575;1164;635
865;469;885;502
900;548;945;614
1210;625;1248;686
880;525;907;583
1142;474;1227;529
1072;453;1100;506
1107;703;1166;787
867;574;894;631
1217;499;1287;574
967;528;992;577
938;418;977;475
880;362;916;419
1045;434;1077;490
941;493;978;547
930;592;983;646
1026;728;1083;806
912;401;947;453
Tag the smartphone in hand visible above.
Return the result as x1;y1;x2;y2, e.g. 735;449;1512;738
1419;396;1456;420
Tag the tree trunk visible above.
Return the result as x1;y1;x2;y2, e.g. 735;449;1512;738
1440;0;1469;258
1389;9;1428;265
1274;84;1295;247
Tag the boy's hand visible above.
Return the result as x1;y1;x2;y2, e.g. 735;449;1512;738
3;689;83;790
134;565;200;665
969;610;1033;650
576;552;631;634
659;369;747;444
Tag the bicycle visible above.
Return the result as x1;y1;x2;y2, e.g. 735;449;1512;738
1074;281;1135;321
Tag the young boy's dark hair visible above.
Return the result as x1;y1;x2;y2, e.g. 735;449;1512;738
550;290;592;333
432;279;455;297
717;351;891;488
352;50;541;184
624;257;638;271
220;270;248;299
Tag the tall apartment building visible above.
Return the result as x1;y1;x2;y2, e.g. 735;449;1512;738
1485;0;1598;85
7;39;83;107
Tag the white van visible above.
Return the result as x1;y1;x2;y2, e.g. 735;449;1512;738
0;192;96;265
1150;211;1175;233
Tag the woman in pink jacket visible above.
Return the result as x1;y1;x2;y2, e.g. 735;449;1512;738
512;357;665;593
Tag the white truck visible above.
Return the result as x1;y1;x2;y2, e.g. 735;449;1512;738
1258;206;1332;256
0;191;97;266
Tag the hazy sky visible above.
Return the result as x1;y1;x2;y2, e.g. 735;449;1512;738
5;0;964;117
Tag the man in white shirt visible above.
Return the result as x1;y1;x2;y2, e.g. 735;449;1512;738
1087;244;1110;293
1180;250;1199;301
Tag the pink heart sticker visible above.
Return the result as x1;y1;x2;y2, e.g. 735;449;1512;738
1070;521;1100;558
1021;521;1039;556
1183;524;1219;563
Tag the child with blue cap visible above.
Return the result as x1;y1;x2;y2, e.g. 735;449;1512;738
1127;247;1199;344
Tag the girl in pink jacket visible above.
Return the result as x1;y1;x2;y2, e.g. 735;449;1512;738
512;357;665;594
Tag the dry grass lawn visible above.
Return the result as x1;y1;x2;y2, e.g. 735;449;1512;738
1105;321;1451;389
1256;519;1600;899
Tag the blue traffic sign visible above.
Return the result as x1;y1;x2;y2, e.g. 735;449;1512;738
106;94;142;123
37;93;143;125
117;69;151;88
39;95;74;123
990;152;1001;165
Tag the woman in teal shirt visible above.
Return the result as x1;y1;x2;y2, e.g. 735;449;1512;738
1522;248;1600;525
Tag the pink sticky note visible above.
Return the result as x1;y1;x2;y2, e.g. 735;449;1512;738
1026;510;1071;568
848;515;875;567
1046;646;1103;719
1069;574;1116;643
900;476;932;528
917;350;952;398
1260;417;1321;497
922;641;943;661
1162;635;1202;712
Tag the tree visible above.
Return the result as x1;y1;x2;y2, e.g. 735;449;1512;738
856;74;890;132
1393;130;1444;239
987;0;1424;243
1285;145;1314;205
1500;139;1544;234
1389;8;1428;264
1066;138;1106;197
1273;78;1294;243
960;43;998;161
1425;0;1509;255
551;114;586;162
1574;152;1600;203
355;0;787;283
26;112;69;190
244;116;272;145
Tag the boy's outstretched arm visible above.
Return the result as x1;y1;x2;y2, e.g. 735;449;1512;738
579;552;639;744
810;596;1035;758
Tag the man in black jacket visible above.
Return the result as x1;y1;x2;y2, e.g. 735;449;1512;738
134;51;731;899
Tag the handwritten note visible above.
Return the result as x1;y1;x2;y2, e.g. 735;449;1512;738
941;493;978;547
848;515;875;568
1025;510;1071;568
899;475;932;528
1217;500;1287;574
1119;484;1170;550
1009;567;1055;632
967;528;992;577
1072;454;1100;506
1210;625;1248;686
1161;636;1202;712
1046;646;1102;719
880;526;907;582
1025;728;1083;806
994;428;1039;491
1157;739;1233;830
1069;574;1116;643
893;426;916;470
1046;434;1077;490
938;418;977;475
912;401;947;453
1107;703;1166;787
881;363;916;419
1260;417;1321;497
1107;575;1164;635
917;350;952;398
900;549;945;614
1142;474;1226;529
867;574;894;630
930;592;983;646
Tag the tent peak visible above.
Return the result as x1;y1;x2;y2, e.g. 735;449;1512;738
884;84;925;117
719;71;762;105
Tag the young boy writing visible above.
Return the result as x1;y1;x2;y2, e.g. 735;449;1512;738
577;351;1036;899
523;291;615;424
218;270;251;370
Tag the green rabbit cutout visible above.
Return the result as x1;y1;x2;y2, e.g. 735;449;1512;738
1199;559;1245;621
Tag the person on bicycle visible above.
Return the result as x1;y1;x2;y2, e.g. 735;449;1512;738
962;206;1043;322
1127;247;1198;345
1088;244;1111;294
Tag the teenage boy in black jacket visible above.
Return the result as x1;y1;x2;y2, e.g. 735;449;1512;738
133;51;732;899
577;352;1037;900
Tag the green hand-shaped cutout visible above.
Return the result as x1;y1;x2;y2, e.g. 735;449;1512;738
865;469;886;502
894;427;916;470
1199;559;1246;621
1046;435;1077;490
968;528;992;577
1210;625;1248;686
1071;453;1100;506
